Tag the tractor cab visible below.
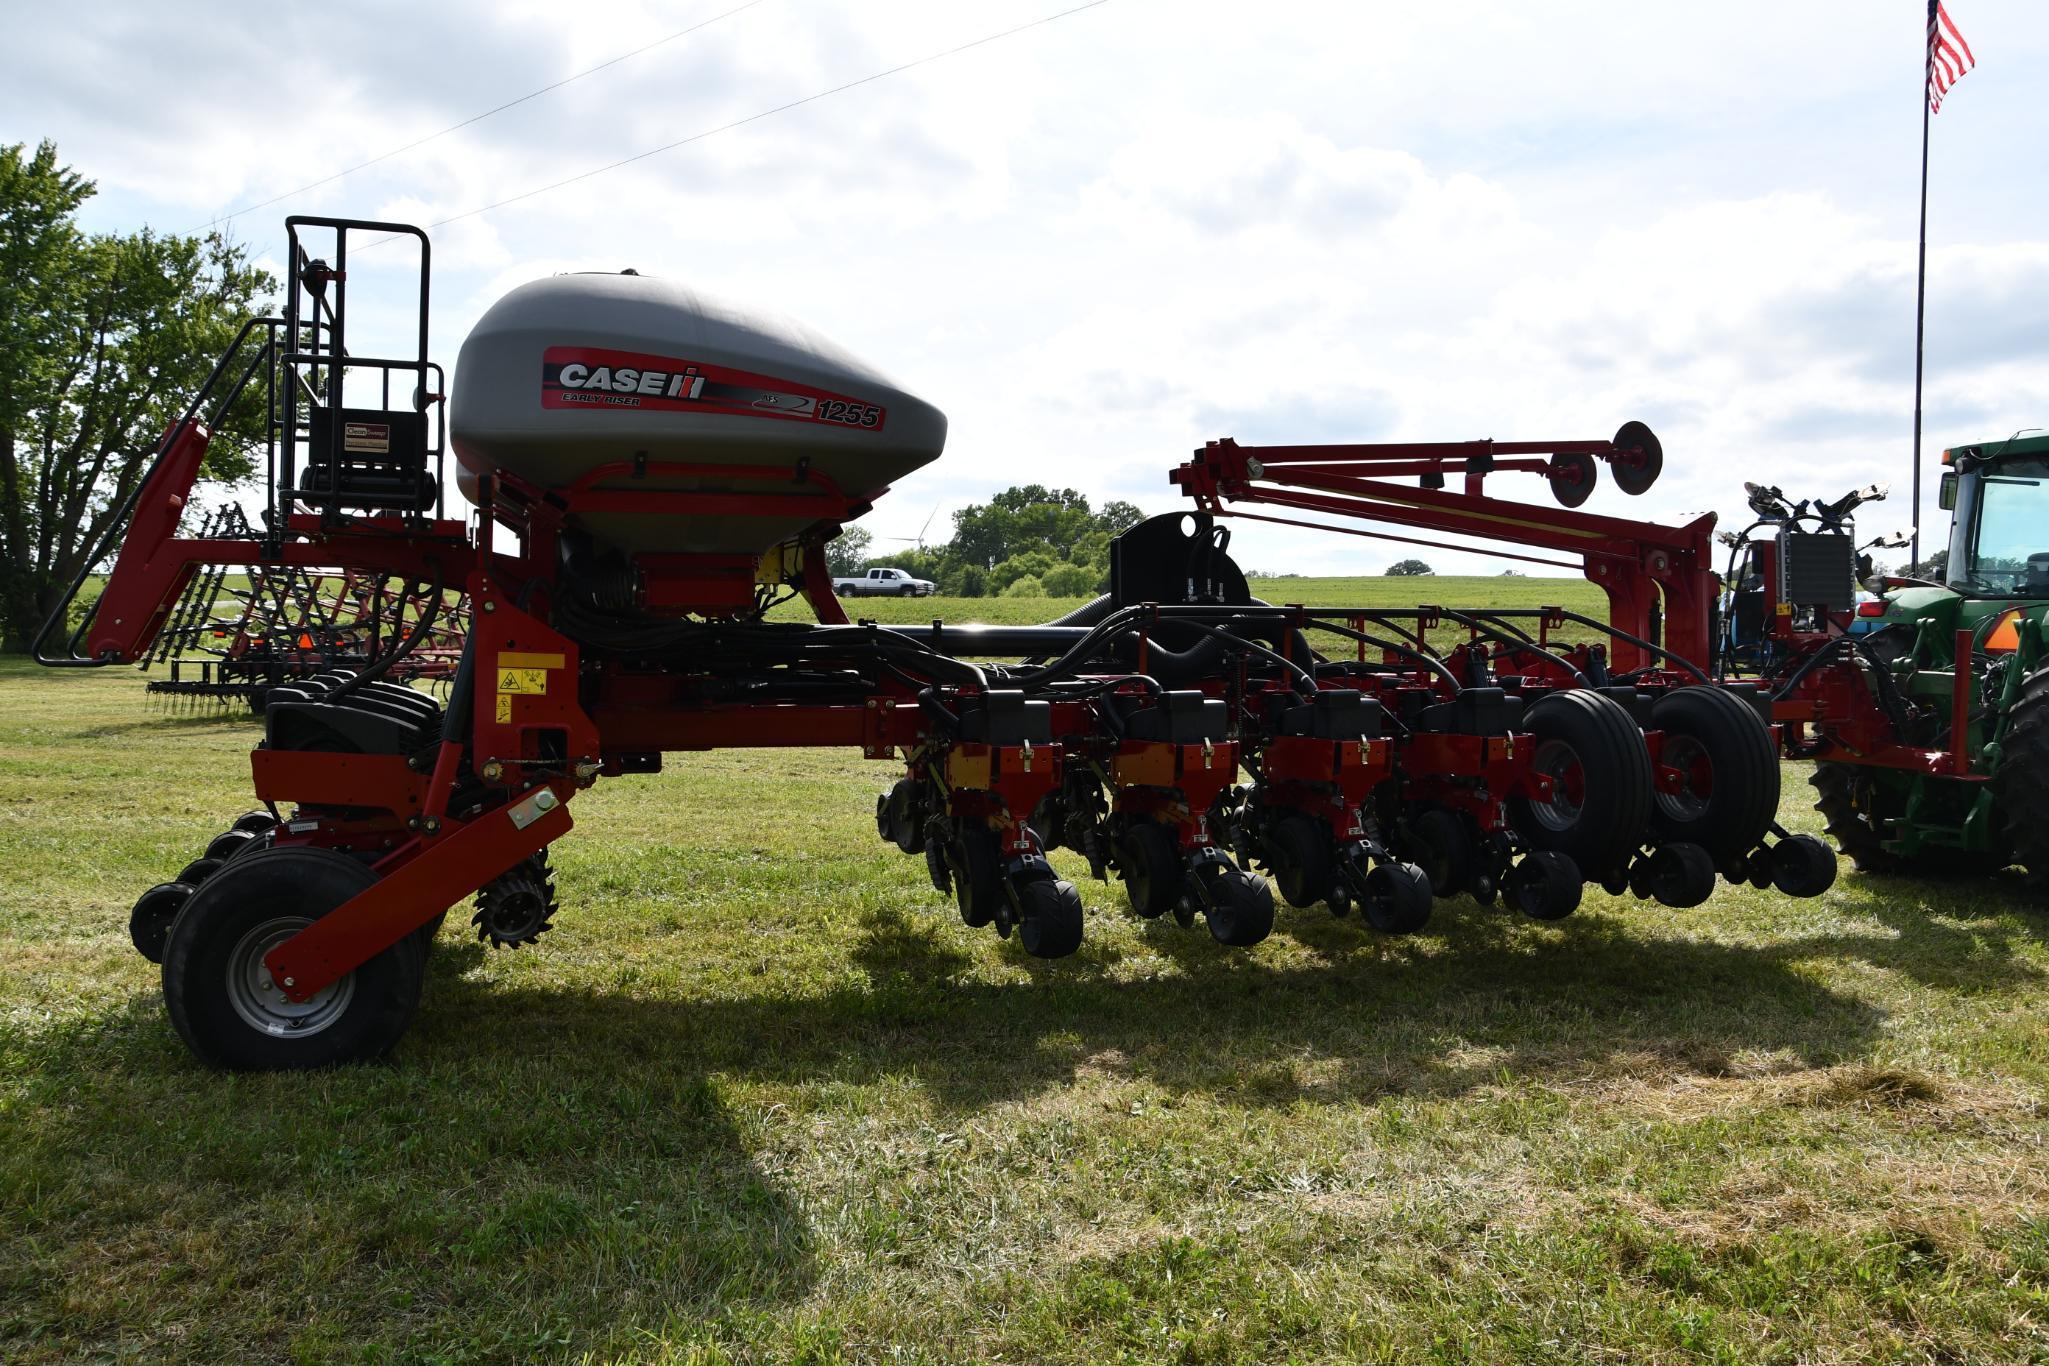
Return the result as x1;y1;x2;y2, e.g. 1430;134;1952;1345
1939;435;2049;598
1714;479;1903;676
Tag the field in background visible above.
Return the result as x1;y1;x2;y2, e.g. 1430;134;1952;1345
4;656;2048;1360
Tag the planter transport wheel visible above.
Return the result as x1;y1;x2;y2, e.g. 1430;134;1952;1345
161;846;426;1071
1648;686;1778;865
1510;690;1652;879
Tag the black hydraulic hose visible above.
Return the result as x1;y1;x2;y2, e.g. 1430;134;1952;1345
1765;635;1850;704
1296;618;1463;692
1466;612;1591;686
1485;607;1711;684
325;566;443;704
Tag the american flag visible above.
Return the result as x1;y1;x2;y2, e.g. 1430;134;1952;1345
1927;1;1974;113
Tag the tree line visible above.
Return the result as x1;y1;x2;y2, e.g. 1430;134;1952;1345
827;486;1146;598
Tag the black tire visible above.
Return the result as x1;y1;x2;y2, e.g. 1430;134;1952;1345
1997;664;2049;888
949;826;1003;929
1267;816;1333;908
1648;686;1779;864
1360;861;1432;934
233;810;279;835
1770;834;1839;898
177;857;224;886
1199;866;1275;948
130;882;193;964
1509;690;1652;877
899;585;915;597
1406;808;1472;897
1509;850;1583;921
205;829;257;862
882;779;925;855
1118;822;1183;919
162;847;426;1071
1813;763;2006;878
1016;877;1084;958
413;909;449;955
1637;842;1717;909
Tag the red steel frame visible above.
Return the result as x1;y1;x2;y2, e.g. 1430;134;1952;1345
1170;434;1718;672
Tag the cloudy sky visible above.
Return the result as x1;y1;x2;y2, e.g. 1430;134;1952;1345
5;0;2045;576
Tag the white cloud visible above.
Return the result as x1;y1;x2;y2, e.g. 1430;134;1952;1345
5;0;2046;579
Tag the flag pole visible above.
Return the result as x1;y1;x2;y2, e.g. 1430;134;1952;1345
1911;0;1935;572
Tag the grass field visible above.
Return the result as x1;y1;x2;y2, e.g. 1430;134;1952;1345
4;603;2049;1360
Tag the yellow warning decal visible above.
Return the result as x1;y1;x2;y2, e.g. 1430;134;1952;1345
498;668;548;695
495;694;513;724
499;651;565;670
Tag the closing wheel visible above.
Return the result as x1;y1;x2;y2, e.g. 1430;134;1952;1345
1548;449;1598;508
1639;842;1717;909
1267;815;1334;908
1610;420;1664;495
1118;822;1184;919
1359;860;1432;934
1406;808;1473;897
949;826;1004;928
1770;835;1839;898
129;881;193;964
1198;865;1275;948
882;779;925;854
1648;686;1778;864
161;846;426;1071
1015;877;1084;959
1510;690;1652;879
1509;851;1583;920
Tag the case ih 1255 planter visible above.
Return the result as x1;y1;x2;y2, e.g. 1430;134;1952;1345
38;218;1833;1071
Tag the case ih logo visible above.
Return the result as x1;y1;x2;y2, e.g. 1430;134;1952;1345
540;345;885;430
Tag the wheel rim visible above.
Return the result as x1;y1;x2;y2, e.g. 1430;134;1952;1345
225;917;354;1037
1655;735;1713;822
1528;739;1587;832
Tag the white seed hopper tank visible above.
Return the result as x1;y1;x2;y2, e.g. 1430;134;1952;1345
449;272;947;556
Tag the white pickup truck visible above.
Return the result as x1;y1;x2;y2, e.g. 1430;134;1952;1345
833;566;937;597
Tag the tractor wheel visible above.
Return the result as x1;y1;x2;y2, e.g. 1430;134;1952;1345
1812;763;2005;878
1015;877;1085;959
949;827;1004;929
1359;860;1432;934
1509;690;1652;878
161;847;426;1071
1197;865;1275;948
1118;822;1184;919
1997;664;2049;888
129;882;193;964
1267;816;1333;908
1509;851;1583;921
1648;686;1779;865
1405;808;1472;897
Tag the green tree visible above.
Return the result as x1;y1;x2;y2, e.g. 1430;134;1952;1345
0;140;273;649
1041;562;1095;596
1384;558;1435;577
824;525;872;577
1002;574;1046;598
949;485;1098;571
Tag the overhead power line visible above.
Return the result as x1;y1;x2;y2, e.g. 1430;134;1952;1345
199;0;771;230
417;0;1112;232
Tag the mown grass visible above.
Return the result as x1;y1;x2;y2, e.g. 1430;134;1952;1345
3;630;2049;1361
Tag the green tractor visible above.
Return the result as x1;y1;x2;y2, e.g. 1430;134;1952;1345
1799;433;2049;881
